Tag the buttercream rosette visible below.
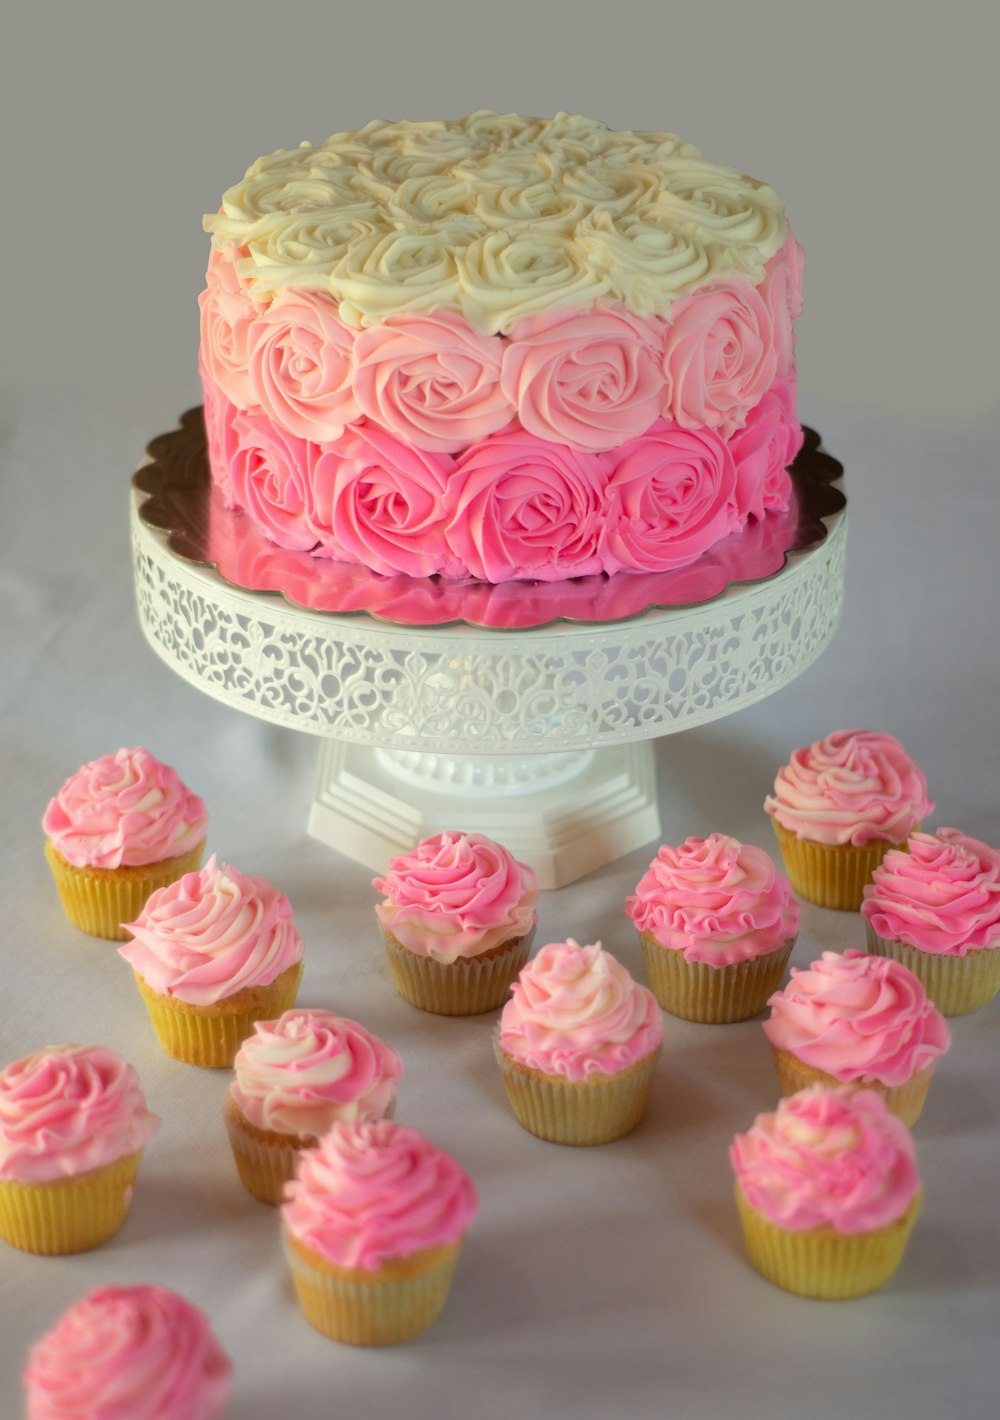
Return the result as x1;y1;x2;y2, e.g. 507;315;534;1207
730;1085;922;1299
0;1045;160;1255
764;729;933;910
373;831;538;1014
282;1118;477;1345
764;949;950;1125
862;828;1000;1015
225;1009;403;1205
120;855;304;1067
626;833;799;1022
495;939;663;1145
42;746;207;940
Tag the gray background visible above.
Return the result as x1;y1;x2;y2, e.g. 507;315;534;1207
3;2;999;1416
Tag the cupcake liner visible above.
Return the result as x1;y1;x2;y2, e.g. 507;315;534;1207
771;1047;935;1128
735;1186;922;1299
864;923;1000;1017
771;821;910;911
284;1230;461;1346
639;934;794;1024
224;1098;313;1207
132;961;303;1068
45;840;205;941
0;1150;145;1256
495;1043;659;1146
381;927;534;1016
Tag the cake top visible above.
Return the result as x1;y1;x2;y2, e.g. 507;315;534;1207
204;111;789;331
862;828;1000;956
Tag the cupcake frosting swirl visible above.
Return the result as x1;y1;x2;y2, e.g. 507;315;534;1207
42;747;207;870
625;833;799;965
0;1045;159;1184
230;1009;402;1137
281;1118;477;1270
373;830;538;963
119;855;304;1005
23;1284;232;1420
730;1085;920;1233
862;828;1000;956
764;949;951;1086
498;939;663;1081
764;729;933;847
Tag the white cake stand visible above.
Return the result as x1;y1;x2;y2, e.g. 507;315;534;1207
130;468;847;887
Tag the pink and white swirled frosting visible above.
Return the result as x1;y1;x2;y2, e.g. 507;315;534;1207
119;855;303;1005
0;1045;159;1184
498;939;663;1081
730;1085;920;1233
281;1118;478;1270
230;1010;402;1137
764;949;951;1086
862;828;1000;956
625;833;799;965
373;831;538;964
764;729;934;847
42;747;207;870
23;1285;232;1420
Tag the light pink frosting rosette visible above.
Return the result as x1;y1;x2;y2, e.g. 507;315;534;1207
119;855;304;1005
764;949;951;1086
198;243;260;411
247;288;360;442
23;1284;232;1420
626;833;799;966
0;1045;159;1183
282;1118;478;1270
499;939;663;1081
862;829;1000;956
731;1086;920;1233
764;729;934;847
230;1010;402;1137
43;747;207;871
373;830;538;964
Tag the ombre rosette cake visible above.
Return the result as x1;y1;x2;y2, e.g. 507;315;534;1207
199;113;805;587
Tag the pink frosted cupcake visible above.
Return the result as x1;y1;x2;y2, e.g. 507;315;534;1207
764;729;933;909
120;855;304;1067
496;939;663;1145
23;1284;232;1418
282;1119;478;1346
0;1045;160;1255
764;949;951;1125
373;831;538;1015
626;833;800;1022
862;828;1000;1015
225;1009;403;1205
42;746;207;939
730;1085;922;1298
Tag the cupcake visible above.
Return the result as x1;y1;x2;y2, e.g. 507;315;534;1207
626;833;799;1023
23;1284;232;1418
495;939;662;1146
282;1119;477;1346
120;855;304;1067
42;746;207;939
373;830;538;1015
764;949;951;1125
862;828;1000;1015
225;1009;403;1205
730;1085;922;1299
764;729;933;909
0;1045;159;1255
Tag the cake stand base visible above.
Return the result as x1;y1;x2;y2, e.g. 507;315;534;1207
309;741;660;889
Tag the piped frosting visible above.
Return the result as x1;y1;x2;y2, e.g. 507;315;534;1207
862;828;1000;956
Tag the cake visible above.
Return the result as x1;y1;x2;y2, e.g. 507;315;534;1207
199;112;804;585
625;832;799;1022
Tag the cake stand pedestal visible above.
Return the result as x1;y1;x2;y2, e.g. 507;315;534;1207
131;485;847;888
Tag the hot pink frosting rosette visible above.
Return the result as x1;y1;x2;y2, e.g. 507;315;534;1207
247;287;360;442
862;829;1000;956
730;370;802;522
198;243;260;411
229;408;321;552
23;1284;232;1420
43;747;207;870
0;1045;159;1183
764;949;950;1087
